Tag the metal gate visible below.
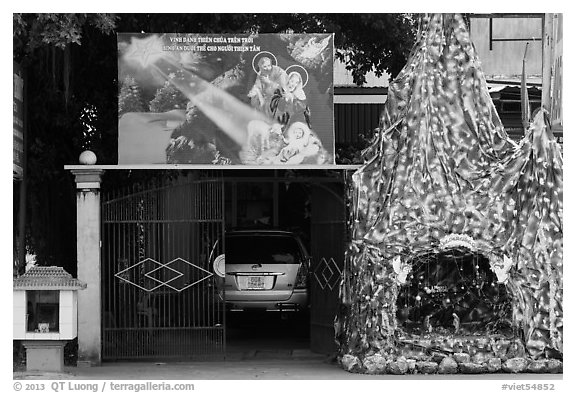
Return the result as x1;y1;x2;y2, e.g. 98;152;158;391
101;173;225;360
309;181;347;355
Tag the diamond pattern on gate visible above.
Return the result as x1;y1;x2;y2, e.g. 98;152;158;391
313;257;342;291
115;257;213;292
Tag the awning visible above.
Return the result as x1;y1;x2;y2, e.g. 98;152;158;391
486;82;542;93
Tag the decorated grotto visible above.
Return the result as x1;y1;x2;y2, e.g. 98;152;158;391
335;14;563;374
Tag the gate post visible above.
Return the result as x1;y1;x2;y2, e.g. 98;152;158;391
71;168;105;366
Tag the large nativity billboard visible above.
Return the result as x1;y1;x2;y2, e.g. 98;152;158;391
117;33;334;165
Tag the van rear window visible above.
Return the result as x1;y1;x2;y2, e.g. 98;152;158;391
226;235;302;264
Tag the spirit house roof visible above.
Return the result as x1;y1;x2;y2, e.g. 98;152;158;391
13;266;87;291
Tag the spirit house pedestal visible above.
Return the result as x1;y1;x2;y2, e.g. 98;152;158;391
13;266;87;372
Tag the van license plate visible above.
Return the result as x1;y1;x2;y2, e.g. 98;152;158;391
247;276;265;290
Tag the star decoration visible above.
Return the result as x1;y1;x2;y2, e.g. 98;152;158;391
124;34;165;68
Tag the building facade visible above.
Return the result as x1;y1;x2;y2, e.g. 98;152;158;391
65;14;562;365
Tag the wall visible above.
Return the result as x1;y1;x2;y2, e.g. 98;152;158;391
469;15;543;81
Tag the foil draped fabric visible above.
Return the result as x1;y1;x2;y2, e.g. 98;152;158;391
337;14;563;361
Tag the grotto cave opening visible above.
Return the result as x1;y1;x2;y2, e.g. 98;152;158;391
396;247;513;340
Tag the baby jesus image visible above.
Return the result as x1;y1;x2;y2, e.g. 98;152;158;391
273;122;319;165
240;120;325;165
278;124;308;162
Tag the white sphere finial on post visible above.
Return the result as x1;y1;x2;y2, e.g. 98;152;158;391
79;150;97;165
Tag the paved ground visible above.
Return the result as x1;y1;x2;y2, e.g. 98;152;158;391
12;358;564;381
13;314;564;381
13;349;564;381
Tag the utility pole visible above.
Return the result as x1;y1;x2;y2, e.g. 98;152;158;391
541;13;554;111
541;13;563;140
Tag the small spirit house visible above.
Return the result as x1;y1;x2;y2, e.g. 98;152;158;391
13;266;86;371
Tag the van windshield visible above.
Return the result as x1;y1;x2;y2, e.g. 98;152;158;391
226;235;302;264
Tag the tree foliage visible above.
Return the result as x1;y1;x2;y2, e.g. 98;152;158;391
14;13;117;52
119;76;146;116
149;78;188;113
13;13;416;273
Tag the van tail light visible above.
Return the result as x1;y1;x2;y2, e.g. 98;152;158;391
295;261;309;289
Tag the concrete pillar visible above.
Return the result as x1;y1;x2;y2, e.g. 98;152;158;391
71;169;104;366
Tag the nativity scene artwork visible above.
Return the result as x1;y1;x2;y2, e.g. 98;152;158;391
335;14;563;375
117;32;334;165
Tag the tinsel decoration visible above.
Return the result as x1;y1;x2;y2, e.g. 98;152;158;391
336;13;562;373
